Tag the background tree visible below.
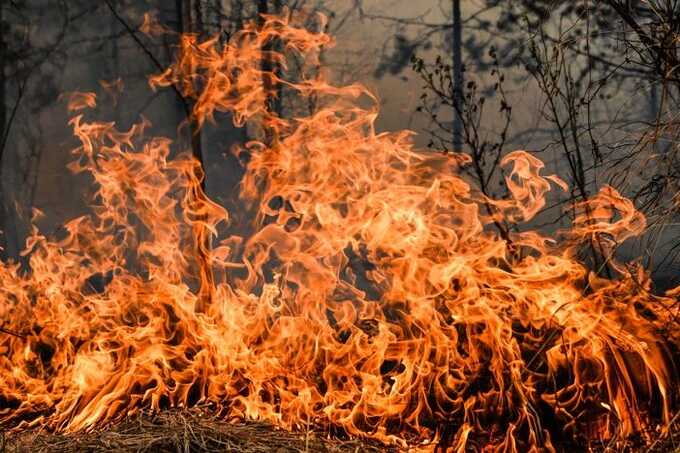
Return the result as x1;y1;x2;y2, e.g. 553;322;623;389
0;0;74;259
358;0;680;286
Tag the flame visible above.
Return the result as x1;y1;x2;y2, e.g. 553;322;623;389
61;91;97;112
140;12;169;38
0;12;678;451
99;78;124;106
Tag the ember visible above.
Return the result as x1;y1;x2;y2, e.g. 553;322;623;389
0;11;678;452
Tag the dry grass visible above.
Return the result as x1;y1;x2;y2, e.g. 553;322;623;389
1;409;393;453
4;408;680;452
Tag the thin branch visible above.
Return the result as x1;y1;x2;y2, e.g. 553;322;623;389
0;78;25;160
102;0;193;119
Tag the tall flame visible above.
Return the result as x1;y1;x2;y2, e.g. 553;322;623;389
0;12;678;451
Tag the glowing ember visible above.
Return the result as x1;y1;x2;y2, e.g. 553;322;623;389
0;12;678;452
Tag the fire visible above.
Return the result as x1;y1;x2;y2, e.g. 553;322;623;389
0;11;678;451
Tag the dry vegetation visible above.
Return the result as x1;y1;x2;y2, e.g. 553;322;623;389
4;411;680;452
2;409;392;453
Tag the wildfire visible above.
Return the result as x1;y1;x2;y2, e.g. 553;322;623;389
0;11;678;452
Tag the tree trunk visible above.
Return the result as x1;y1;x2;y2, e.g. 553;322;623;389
176;0;214;309
272;0;283;116
175;0;206;173
0;4;9;260
257;1;268;22
257;0;271;98
452;0;463;152
258;0;284;120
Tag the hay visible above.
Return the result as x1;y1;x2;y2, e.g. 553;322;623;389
2;409;393;453
5;407;680;452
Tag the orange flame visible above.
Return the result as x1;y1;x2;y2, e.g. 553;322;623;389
99;78;124;106
0;12;678;452
61;91;97;112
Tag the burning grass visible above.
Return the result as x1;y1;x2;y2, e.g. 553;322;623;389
1;10;680;453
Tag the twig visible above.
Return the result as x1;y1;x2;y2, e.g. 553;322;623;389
0;325;26;339
101;0;193;120
0;78;26;166
646;409;680;452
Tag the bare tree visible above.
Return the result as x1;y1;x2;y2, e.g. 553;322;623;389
0;0;64;260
